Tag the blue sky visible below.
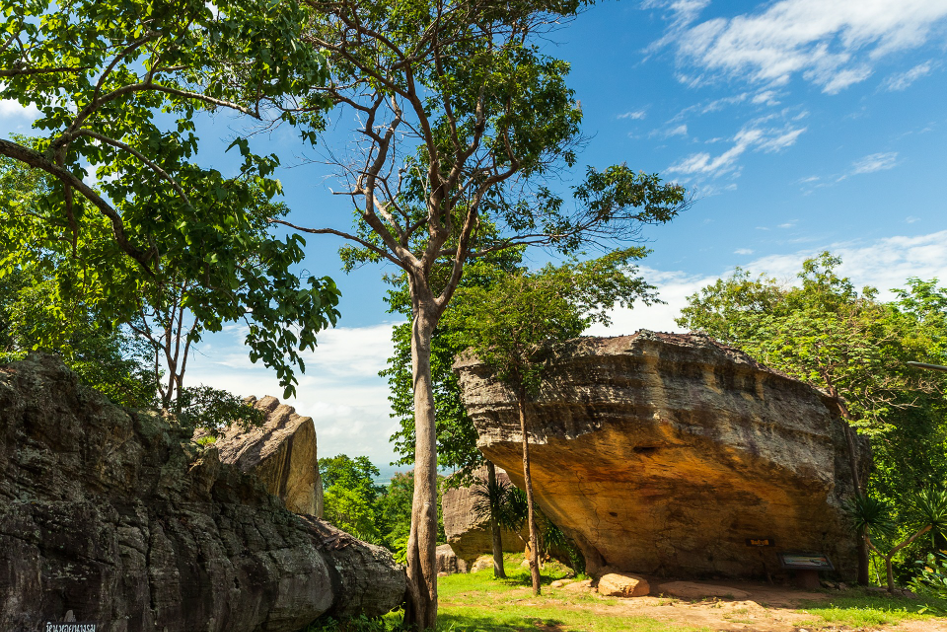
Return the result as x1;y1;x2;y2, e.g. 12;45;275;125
3;0;947;475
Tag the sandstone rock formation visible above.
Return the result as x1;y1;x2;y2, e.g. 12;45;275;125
215;395;323;517
0;355;404;632
442;466;528;565
597;571;650;598
435;544;467;575
455;331;867;581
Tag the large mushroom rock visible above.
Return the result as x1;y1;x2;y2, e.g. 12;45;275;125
455;331;868;581
0;354;404;632
442;466;528;566
215;395;323;518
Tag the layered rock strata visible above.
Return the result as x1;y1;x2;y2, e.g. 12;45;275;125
442;466;529;566
455;331;867;581
0;355;404;632
215;395;323;517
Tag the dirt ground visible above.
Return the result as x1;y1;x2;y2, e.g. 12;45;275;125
535;579;947;632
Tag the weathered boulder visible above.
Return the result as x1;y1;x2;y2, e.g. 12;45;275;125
455;331;867;581
441;466;528;566
215;395;323;517
435;544;467;575
597;571;650;598
470;555;494;573
0;354;404;632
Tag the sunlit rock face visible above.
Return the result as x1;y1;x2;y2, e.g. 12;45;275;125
216;395;323;518
455;331;866;581
441;466;528;566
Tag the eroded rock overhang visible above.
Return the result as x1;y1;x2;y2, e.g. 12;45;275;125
455;331;867;580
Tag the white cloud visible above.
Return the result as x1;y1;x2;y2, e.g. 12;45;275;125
883;60;935;90
652;123;689;138
668;120;805;178
656;0;947;93
850;151;899;174
734;248;755;255
751;90;782;105
618;109;648;120
0;99;39;120
592;229;947;337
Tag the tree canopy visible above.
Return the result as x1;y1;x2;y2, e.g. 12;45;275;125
0;0;339;399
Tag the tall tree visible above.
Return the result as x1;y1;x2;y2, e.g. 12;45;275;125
0;0;339;400
443;249;662;594
287;2;685;622
383;245;524;579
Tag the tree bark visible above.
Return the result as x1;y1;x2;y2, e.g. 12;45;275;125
834;395;869;586
857;535;871;587
404;308;438;630
517;397;541;595
486;460;507;579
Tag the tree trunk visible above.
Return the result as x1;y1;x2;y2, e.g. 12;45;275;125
486;460;506;579
857;535;870;587
836;398;869;585
517;397;541;595
884;555;895;593
404;309;438;630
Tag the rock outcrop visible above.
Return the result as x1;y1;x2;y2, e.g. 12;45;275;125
215;395;323;518
435;544;467;575
455;331;867;581
0;354;404;632
442;466;528;566
596;571;650;598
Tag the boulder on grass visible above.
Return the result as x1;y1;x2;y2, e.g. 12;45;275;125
597;572;650;598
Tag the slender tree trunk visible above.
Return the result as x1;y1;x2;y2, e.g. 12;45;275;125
834;396;870;586
517;397;541;595
486;460;507;579
404;308;438;630
884;555;895;593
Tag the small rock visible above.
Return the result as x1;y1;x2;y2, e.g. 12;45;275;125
550;579;575;588
837;582;848;590
658;581;749;600
597;572;650;598
470;555;493;573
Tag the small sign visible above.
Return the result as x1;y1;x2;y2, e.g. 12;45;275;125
46;624;98;632
745;537;775;547
779;552;834;570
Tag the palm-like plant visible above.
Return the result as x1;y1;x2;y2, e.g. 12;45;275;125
846;489;947;592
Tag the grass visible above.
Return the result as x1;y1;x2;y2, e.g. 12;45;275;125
433;554;709;632
796;589;947;627
306;553;947;632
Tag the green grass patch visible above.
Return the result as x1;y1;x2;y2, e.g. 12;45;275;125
797;589;947;627
434;556;707;632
